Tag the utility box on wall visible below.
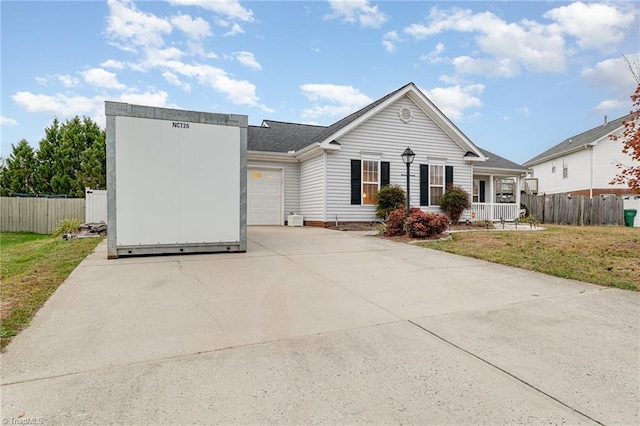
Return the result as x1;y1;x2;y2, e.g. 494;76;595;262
105;102;247;258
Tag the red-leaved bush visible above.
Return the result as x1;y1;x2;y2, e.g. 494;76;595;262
385;206;408;237
384;207;449;238
406;210;449;238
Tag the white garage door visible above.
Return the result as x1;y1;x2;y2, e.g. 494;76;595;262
247;168;282;225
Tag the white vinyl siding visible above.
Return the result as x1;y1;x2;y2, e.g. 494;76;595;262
594;137;639;189
247;159;299;222
530;149;591;194
300;153;326;221
326;96;472;222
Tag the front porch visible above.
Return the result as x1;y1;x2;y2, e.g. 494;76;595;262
470;203;521;222
468;171;524;222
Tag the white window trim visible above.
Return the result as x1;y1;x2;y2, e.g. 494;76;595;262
562;162;568;179
429;163;445;206
361;159;380;206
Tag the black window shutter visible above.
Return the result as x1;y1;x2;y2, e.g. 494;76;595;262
380;161;390;187
479;181;485;203
445;166;454;189
351;159;361;205
420;164;429;206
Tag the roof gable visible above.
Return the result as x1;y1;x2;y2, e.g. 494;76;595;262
313;83;486;159
523;114;630;167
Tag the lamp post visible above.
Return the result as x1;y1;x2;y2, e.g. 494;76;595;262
401;146;415;214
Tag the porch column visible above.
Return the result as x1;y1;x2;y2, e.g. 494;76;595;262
489;174;494;221
515;175;521;219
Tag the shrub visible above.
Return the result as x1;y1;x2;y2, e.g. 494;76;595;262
376;184;406;219
52;217;79;237
385;207;408;237
406;210;450;238
440;185;471;224
385;207;449;238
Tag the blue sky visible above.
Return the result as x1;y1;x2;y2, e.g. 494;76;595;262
1;0;638;164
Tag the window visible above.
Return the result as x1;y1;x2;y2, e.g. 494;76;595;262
362;160;379;205
552;162;556;174
562;163;568;179
430;165;444;205
473;179;479;203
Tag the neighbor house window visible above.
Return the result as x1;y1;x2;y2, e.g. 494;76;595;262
473;179;479;203
362;160;379;205
430;165;444;205
563;163;568;179
552;163;556;174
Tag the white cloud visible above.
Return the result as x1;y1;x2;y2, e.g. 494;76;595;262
1;116;19;126
544;2;635;51
11;89;171;128
404;7;567;76
403;2;636;79
582;54;639;96
224;23;244;36
420;42;445;63
36;74;80;88
101;59;125;69
452;56;521;78
582;54;639;112
162;71;191;92
169;0;254;22
12;91;103;118
327;0;387;28
171;13;212;39
591;99;628;113
423;84;484;121
516;106;530;117
382;31;401;53
106;0;172;51
116;90;170;107
300;84;373;120
160;60;271;111
235;51;261;70
83;68;126;90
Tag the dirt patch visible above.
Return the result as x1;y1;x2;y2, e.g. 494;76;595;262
328;222;382;232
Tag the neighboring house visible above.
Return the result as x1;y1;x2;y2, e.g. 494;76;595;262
246;82;527;226
523;114;638;197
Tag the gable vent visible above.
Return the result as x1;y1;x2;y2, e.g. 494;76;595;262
399;106;413;123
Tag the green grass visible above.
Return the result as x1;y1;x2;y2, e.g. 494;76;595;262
0;232;102;349
418;225;640;291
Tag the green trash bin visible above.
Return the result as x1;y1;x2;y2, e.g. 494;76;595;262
624;209;637;227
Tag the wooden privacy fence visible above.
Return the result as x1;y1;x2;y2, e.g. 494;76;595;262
1;197;85;234
521;193;624;226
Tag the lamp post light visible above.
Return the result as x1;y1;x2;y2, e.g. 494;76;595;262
401;147;415;215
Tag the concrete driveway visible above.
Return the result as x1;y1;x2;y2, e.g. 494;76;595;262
1;226;638;425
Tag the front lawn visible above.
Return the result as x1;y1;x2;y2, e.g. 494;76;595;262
0;232;102;349
418;225;640;291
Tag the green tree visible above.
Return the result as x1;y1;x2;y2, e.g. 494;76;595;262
34;116;106;197
0;140;37;195
33;118;62;194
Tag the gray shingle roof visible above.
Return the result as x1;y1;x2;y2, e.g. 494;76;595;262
248;120;325;152
478;148;528;172
523;114;630;166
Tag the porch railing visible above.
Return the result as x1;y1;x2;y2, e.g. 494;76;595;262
471;203;520;222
